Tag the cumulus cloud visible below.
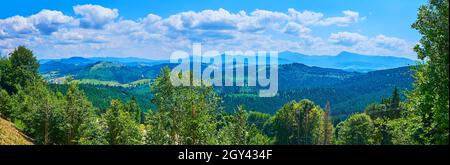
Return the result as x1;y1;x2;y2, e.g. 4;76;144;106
0;5;417;59
163;9;240;31
73;4;119;29
329;32;368;45
282;22;311;36
371;35;410;50
0;9;75;39
29;10;76;35
288;9;361;26
142;14;162;26
0;16;36;38
323;10;360;26
51;29;108;44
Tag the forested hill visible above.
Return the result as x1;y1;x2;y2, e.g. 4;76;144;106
221;65;413;120
39;58;414;120
277;51;416;72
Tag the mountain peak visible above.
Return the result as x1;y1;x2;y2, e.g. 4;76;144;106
90;61;123;70
337;51;361;57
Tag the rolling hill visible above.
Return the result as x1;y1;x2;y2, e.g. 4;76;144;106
40;57;414;120
277;51;416;72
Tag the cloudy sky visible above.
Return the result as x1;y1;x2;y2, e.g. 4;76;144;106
0;0;425;59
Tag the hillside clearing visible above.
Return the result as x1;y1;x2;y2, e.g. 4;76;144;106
0;116;33;145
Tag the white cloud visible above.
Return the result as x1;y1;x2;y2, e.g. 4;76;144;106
163;8;241;31
0;16;36;38
0;9;75;39
372;34;410;50
329;32;368;45
29;9;76;35
288;9;361;26
323;10;360;26
282;22;311;36
142;14;162;25
0;5;417;59
51;28;108;45
73;4;119;29
249;9;290;29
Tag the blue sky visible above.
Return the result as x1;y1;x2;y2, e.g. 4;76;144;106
0;0;426;59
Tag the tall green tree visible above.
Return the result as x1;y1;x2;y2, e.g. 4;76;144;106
322;101;334;145
62;82;97;144
408;0;449;144
150;67;221;145
6;46;40;94
77;116;108;145
103;100;143;145
144;110;171;145
337;113;374;145
389;87;401;118
0;89;13;119
16;81;65;144
0;57;11;91
216;106;270;145
125;96;142;123
232;105;247;145
273;99;330;145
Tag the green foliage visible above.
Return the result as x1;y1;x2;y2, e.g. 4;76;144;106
5;46;40;94
15;81;65;144
408;0;449;144
231;105;247;145
323;102;334;145
336;113;374;145
77;116;108;145
215;106;270;145
148;67;221;145
247;111;272;136
221;66;413;120
0;57;10;91
62;82;98;144
272;99;333;145
384;116;422;145
0;89;13;119
103;100;143;145
125;96;142;123
49;83;152;112
144;110;171;145
365;87;404;120
2;39;447;145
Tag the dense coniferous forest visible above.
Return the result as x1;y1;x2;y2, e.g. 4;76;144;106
0;0;448;145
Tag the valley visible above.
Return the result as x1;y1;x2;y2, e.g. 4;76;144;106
39;53;415;120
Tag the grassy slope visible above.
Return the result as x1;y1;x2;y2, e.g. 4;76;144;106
0;116;33;145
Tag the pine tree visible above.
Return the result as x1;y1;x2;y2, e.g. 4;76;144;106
389;87;401;118
77;116;108;145
233;105;248;145
126;96;141;123
322;101;334;145
103;100;143;145
63;82;96;144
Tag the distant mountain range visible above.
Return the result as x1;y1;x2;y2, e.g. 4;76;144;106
39;54;415;120
39;51;416;73
277;51;416;72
